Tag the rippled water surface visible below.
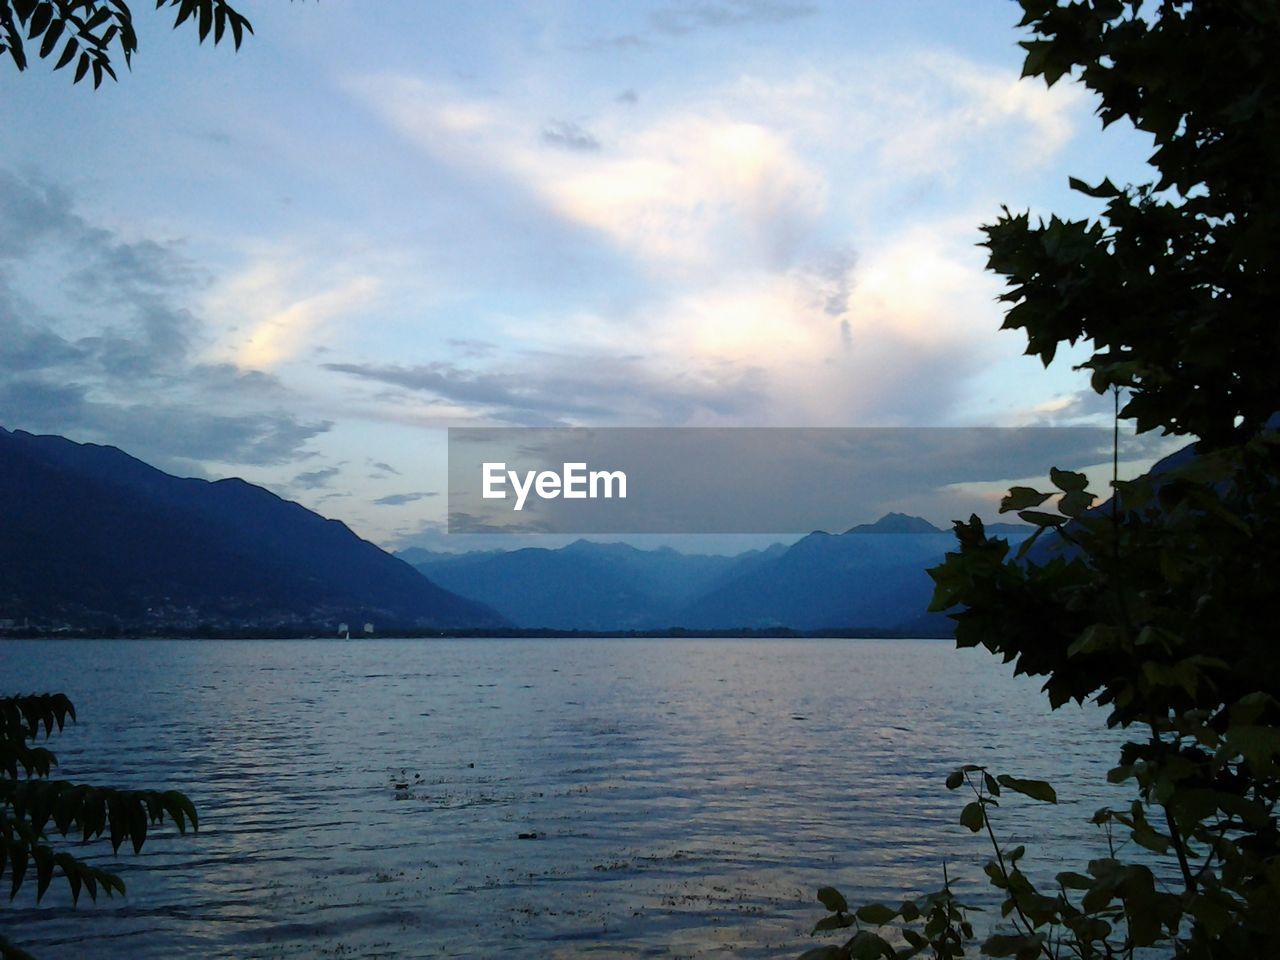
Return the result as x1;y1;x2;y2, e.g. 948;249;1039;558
0;638;1129;958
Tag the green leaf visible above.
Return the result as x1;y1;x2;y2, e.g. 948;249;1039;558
1057;489;1095;517
8;846;28;901
1017;510;1066;528
797;948;846;960
960;801;985;832
1067;176;1121;199
982;932;1046;958
1001;487;1052;512
816;886;848;913
847;931;895;960
995;776;1057;803
53;36;77;70
37;17;62;58
854;903;897;925
27;2;53;39
32;845;54;902
811;914;854;934
1049;467;1089;492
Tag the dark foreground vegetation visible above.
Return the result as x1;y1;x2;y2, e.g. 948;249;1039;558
802;1;1280;957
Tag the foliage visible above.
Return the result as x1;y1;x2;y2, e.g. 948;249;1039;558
988;0;1280;448
0;693;199;960
803;0;1280;957
0;0;252;86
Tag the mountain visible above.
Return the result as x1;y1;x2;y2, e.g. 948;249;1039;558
401;515;1032;634
675;526;966;632
844;512;943;535
0;427;502;632
401;539;787;630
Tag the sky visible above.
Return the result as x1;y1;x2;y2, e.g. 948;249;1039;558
0;0;1166;551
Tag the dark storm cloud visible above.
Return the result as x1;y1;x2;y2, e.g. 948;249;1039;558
323;353;767;426
0;172;325;469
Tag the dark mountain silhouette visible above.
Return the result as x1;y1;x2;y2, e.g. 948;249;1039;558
402;516;1033;634
676;527;961;632
844;512;943;535
403;539;785;630
0;427;502;631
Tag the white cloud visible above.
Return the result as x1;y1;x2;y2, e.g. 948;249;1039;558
534;115;826;269
202;250;381;370
351;47;1079;276
352;76;827;273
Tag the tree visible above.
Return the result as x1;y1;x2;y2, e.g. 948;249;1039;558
802;1;1280;957
1;694;200;960
0;0;252;87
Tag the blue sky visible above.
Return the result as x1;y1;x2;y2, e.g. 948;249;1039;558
0;0;1162;549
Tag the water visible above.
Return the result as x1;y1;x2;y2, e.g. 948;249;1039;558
0;638;1130;958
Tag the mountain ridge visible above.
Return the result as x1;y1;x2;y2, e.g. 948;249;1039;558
400;514;1032;633
0;426;503;632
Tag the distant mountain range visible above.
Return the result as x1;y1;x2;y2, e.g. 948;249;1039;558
400;539;788;632
0;427;502;633
1;426;1036;637
400;512;1034;635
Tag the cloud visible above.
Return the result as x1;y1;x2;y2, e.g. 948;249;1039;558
0;172;199;380
0;172;328;470
865;51;1080;176
448;338;498;359
374;491;438;506
324;352;767;427
0;376;329;468
649;0;816;36
204;254;381;370
292;466;341;489
352;76;828;272
587;0;815;49
317;210;1010;430
539;115;825;269
353;51;1078;284
542;120;601;152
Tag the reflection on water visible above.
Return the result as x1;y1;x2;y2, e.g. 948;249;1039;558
0;638;1129;958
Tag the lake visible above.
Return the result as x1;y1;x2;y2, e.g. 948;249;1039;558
0;638;1130;958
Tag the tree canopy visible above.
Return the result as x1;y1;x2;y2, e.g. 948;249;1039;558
1;694;200;960
0;0;251;86
988;0;1280;448
803;1;1280;957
